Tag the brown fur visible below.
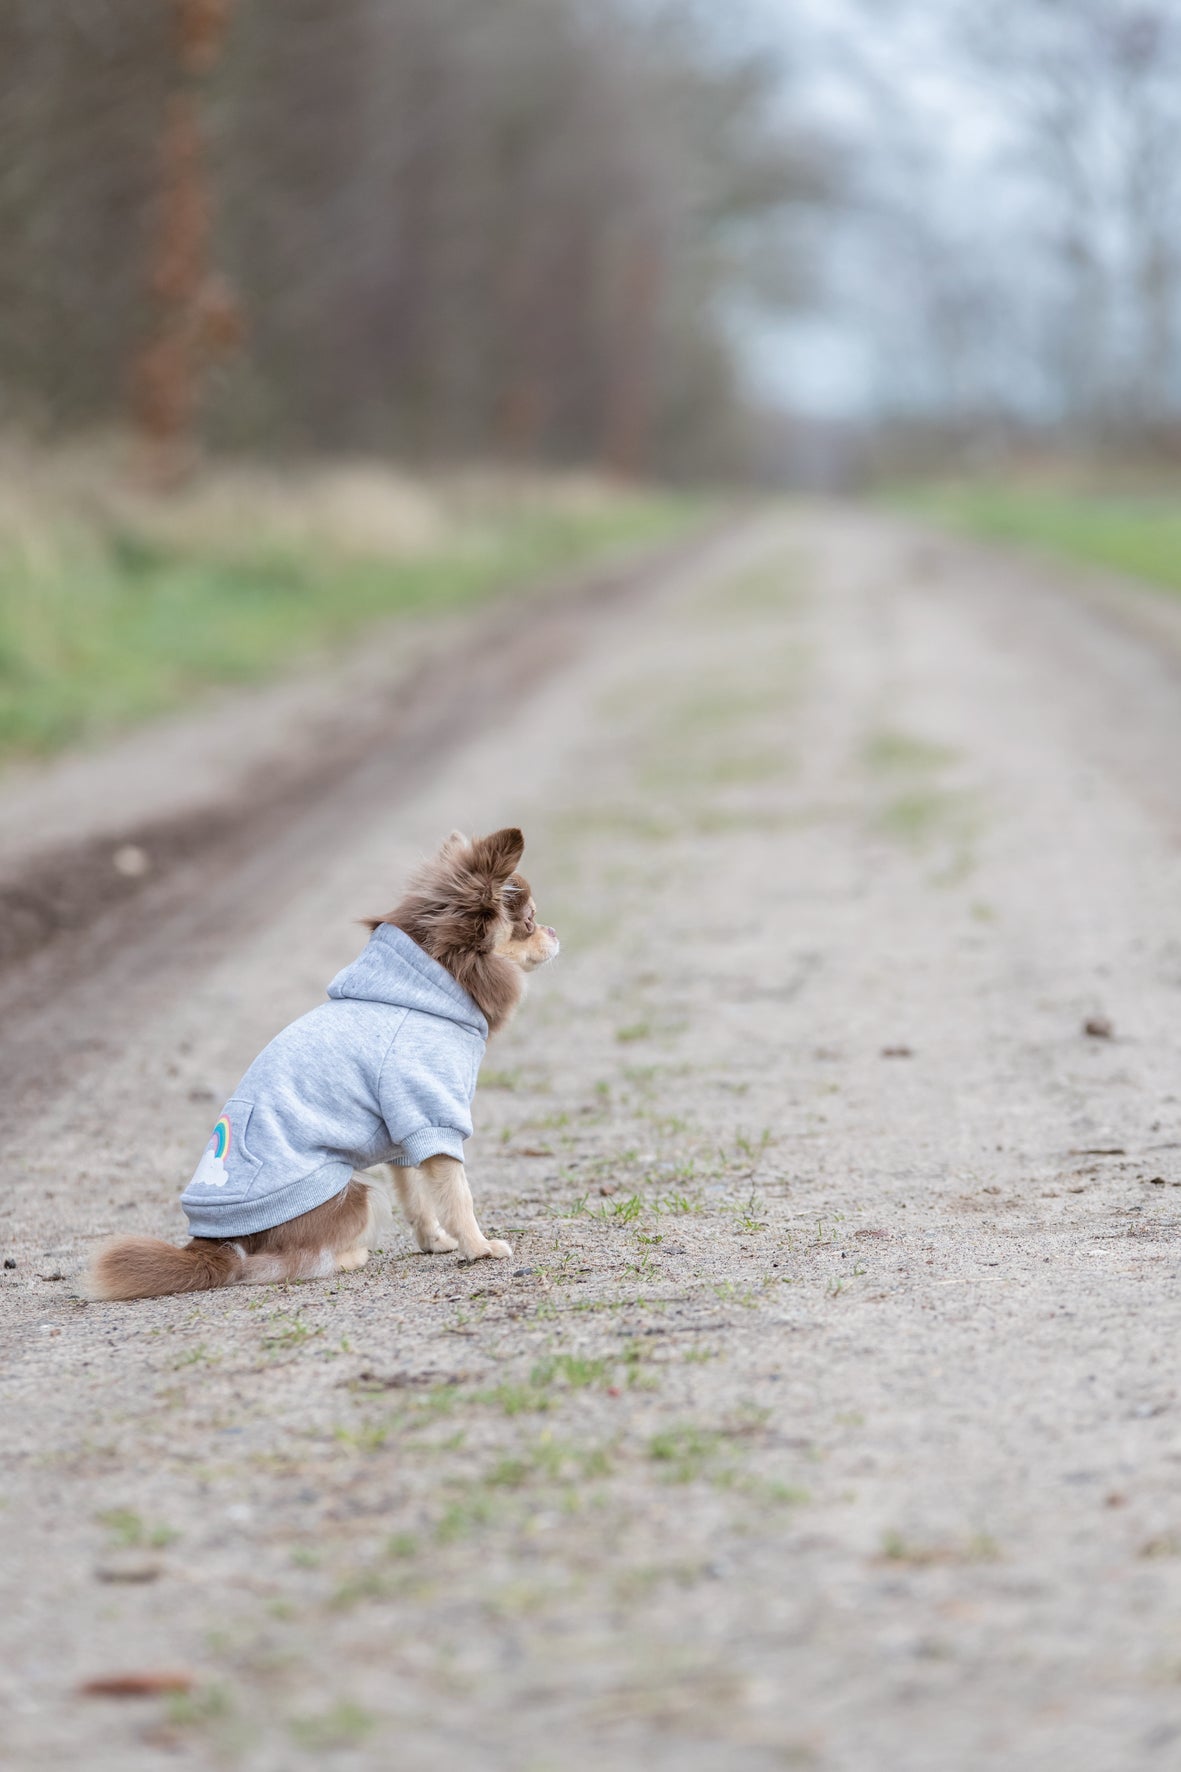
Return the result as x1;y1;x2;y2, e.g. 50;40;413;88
89;1177;387;1301
87;828;558;1302
366;827;529;1033
89;1236;245;1300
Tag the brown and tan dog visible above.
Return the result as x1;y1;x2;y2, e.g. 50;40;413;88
89;828;558;1300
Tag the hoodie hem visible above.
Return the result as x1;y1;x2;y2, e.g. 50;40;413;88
182;1158;355;1239
391;1126;467;1167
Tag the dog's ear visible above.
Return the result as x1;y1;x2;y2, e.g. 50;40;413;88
469;826;525;883
438;829;469;857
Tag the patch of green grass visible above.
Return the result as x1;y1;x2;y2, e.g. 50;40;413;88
734;1129;775;1161
879;1528;1001;1567
436;1494;499;1543
876;784;980;851
723;1475;810;1506
610;1194;645;1224
262;1314;323;1354
289;1700;377;1752
552;806;680;844
329;1568;389;1610
483;1381;554;1418
521;1109;570;1132
733;1187;766;1233
712;1280;759;1307
0;491;698;759
531;1353;612;1390
487;1435;613;1489
165;1683;236;1732
481;1352;619;1417
620;1063;662;1090
172;1341;218;1369
642;744;789;791
893;482;1181;598
333;1419;395;1453
713;555;803;610
97;1507;178;1549
648;1425;726;1483
877;787;953;842
864;729;957;773
657;1191;702;1216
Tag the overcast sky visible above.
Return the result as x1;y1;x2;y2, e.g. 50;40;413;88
728;0;1009;417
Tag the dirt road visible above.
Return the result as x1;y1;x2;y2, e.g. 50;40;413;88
2;510;1181;1772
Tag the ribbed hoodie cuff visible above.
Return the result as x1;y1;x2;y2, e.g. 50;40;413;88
396;1126;467;1167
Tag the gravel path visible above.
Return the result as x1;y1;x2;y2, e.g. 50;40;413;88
2;510;1180;1772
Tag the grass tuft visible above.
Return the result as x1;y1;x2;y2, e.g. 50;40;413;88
894;482;1181;599
0;469;697;759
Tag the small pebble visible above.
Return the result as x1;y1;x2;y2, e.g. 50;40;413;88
1084;1015;1114;1039
95;1555;162;1584
112;844;150;879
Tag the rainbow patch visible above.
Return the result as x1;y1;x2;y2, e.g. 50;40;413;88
209;1115;231;1161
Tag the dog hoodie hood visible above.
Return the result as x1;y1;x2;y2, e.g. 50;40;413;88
181;923;488;1239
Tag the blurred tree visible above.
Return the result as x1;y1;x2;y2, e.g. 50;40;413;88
0;0;829;479
133;0;242;480
955;0;1181;436
0;1;170;429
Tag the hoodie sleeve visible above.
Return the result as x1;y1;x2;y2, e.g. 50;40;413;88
376;1012;480;1167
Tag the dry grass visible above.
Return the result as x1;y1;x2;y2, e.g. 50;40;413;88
0;439;699;758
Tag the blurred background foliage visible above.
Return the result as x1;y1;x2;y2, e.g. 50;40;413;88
6;0;1181;479
0;0;827;481
0;451;693;756
3;0;1181;764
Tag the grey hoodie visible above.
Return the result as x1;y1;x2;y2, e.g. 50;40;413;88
180;923;487;1239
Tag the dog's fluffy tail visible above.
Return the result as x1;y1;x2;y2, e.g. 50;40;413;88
87;1177;393;1300
88;1236;259;1300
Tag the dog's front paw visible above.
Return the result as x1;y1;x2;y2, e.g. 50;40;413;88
460;1237;514;1262
418;1226;459;1254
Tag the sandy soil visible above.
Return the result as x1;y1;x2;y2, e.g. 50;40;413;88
2;509;1181;1772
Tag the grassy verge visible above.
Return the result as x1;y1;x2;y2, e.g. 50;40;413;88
892;482;1181;598
0;462;701;759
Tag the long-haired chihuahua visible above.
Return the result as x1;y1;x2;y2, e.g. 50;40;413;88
89;828;558;1300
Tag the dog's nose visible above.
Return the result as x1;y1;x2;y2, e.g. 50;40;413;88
543;926;557;939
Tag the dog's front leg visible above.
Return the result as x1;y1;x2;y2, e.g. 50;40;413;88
418;1154;511;1261
385;1164;459;1254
